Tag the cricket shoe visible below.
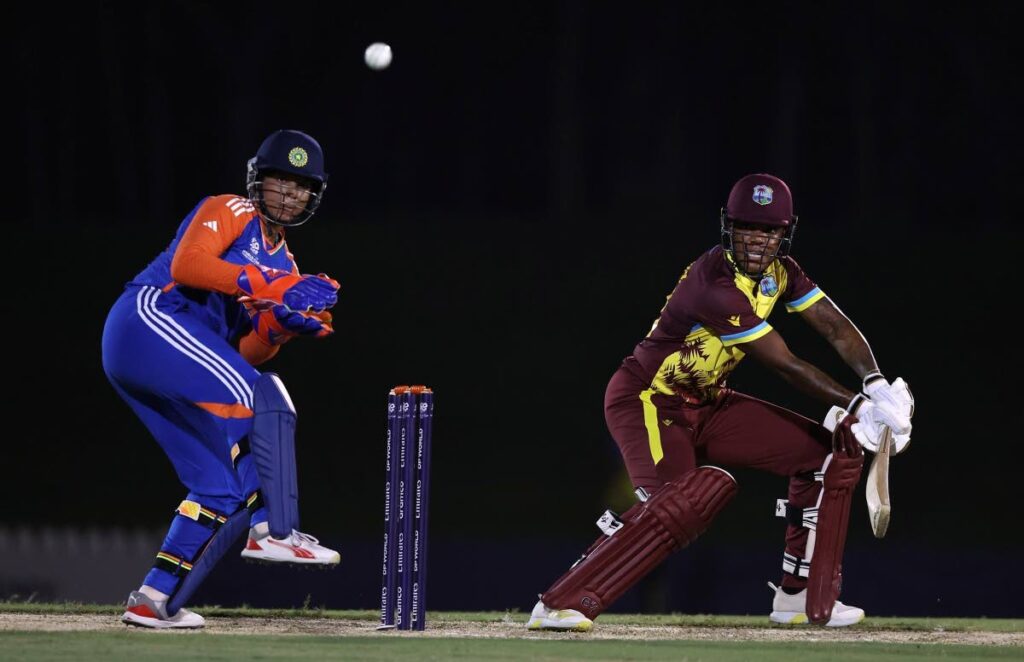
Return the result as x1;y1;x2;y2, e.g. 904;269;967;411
526;599;593;632
767;582;865;627
240;528;340;566
121;590;205;629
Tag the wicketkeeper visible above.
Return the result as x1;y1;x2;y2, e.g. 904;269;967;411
528;173;915;631
103;130;342;629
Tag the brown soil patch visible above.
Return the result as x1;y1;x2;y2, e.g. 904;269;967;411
1;613;1020;646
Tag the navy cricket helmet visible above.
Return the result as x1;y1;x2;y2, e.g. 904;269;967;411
246;129;328;227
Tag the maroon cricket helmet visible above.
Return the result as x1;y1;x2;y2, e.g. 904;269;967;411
719;173;800;273
724;173;795;227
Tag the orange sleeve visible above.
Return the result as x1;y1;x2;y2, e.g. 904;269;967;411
286;248;300;275
239;331;281;365
170;195;253;295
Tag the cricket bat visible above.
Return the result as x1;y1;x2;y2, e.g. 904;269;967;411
823;406;892;539
865;426;892;538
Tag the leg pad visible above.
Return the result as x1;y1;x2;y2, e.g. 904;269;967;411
250;373;300;538
542;466;737;618
807;417;863;625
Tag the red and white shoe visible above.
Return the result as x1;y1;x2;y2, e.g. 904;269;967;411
121;590;205;629
240;528;340;566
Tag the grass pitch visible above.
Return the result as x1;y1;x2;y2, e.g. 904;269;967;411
1;602;1021;661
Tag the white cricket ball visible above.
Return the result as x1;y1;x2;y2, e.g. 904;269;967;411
364;42;393;70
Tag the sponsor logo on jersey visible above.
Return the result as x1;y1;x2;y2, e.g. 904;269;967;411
288;147;309;168
202;220;218;232
752;184;773;206
760;274;779;296
728;314;742;326
241;235;263;265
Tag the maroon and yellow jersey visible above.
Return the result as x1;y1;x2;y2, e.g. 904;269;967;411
627;246;824;403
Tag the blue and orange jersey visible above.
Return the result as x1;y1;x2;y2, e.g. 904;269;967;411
130;194;299;341
627;246;825;402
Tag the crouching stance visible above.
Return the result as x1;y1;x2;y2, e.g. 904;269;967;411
103;130;341;628
529;174;914;631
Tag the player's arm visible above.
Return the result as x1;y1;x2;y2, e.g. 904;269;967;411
170;200;251;294
797;296;879;381
171;199;338;310
741;328;855;409
239;332;280;366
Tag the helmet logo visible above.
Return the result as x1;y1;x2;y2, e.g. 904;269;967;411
752;184;773;206
288;147;309;168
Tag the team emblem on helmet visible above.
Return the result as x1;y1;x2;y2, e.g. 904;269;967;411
760;274;779;296
752;184;774;206
288;147;309;167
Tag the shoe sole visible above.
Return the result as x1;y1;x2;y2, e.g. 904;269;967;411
526;618;593;632
770;610;808;625
770;610;865;627
240;553;340;567
122;612;204;629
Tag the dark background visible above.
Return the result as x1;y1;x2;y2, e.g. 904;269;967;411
6;1;1020;616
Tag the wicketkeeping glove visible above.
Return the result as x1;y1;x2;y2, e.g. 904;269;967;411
237;265;339;313
246;301;334;346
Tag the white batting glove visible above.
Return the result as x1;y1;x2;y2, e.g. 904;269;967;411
862;374;914;453
827;399;911;454
850;400;900;452
854;380;911;435
863;374;914;418
825;405;913;454
886;377;915;418
823;405;878;450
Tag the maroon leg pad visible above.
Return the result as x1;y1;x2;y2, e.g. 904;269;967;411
807;417;864;625
541;466;737;619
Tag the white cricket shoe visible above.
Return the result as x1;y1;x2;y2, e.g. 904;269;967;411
526;599;594;632
240;528;340;565
121;590;205;629
768;582;865;627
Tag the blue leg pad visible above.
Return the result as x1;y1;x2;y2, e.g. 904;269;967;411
250;373;300;538
166;508;249;616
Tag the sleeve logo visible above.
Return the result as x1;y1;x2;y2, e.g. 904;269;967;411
728;314;742;326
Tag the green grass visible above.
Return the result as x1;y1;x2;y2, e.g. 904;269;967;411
2;602;1021;661
0;632;1021;662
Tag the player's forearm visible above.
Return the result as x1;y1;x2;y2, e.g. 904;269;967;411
773;357;855;409
239;332;280;365
170;244;246;295
827;319;879;381
802;299;879;380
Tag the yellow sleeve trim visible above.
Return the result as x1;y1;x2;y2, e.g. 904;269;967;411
785;287;825;313
721;320;773;346
639;389;664;465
